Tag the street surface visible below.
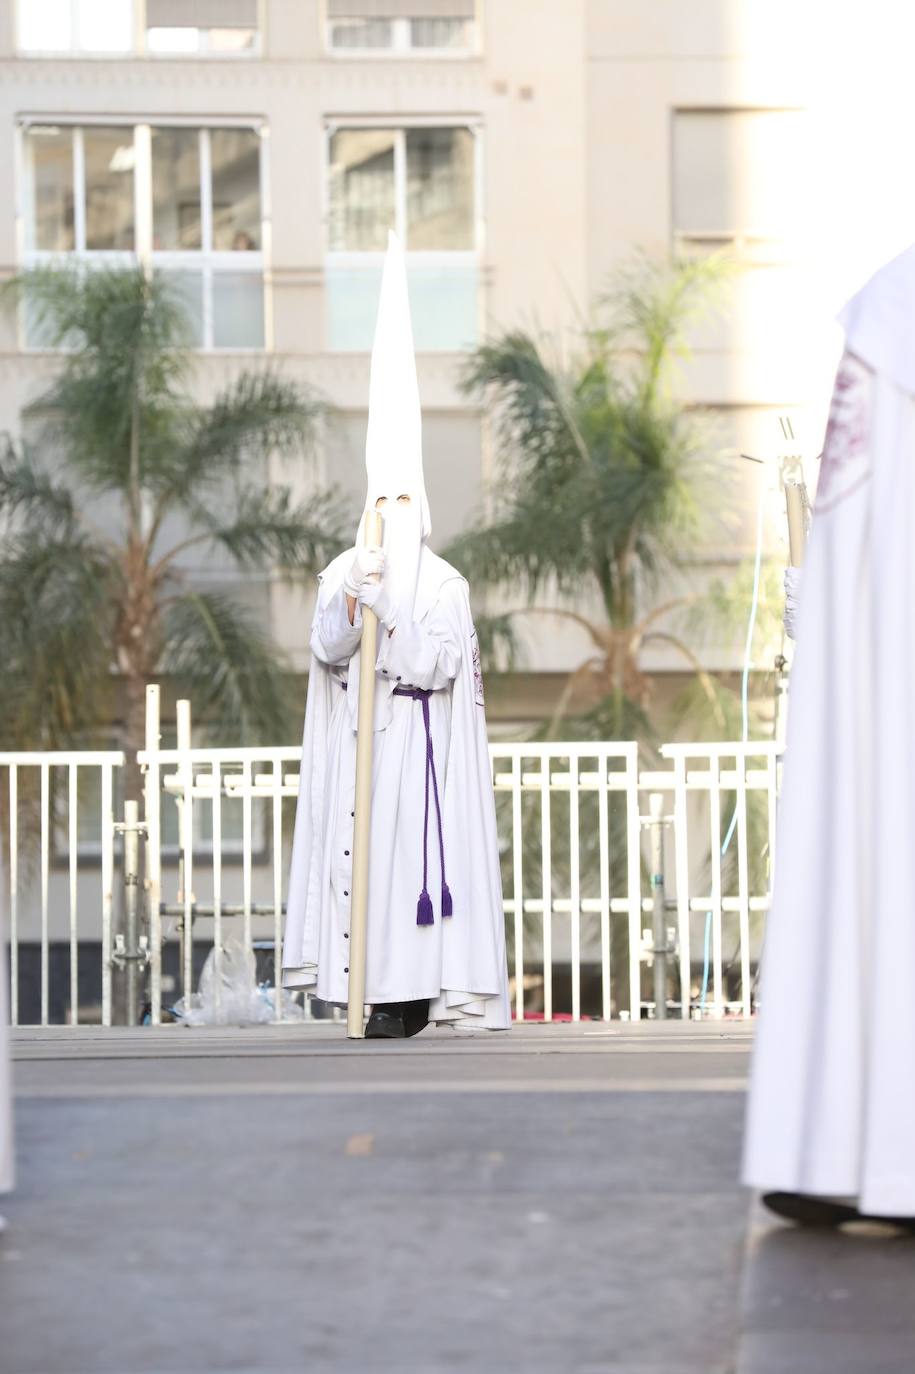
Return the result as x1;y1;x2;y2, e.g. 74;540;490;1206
3;1021;913;1373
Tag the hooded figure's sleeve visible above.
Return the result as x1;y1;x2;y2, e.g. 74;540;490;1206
375;578;462;690
311;585;363;666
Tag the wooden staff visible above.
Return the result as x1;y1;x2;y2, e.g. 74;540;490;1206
785;480;808;568
346;509;384;1039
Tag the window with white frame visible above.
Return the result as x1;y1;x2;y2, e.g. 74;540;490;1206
16;0;260;56
672;109;808;262
146;0;260;54
327;1;477;54
326;123;479;351
21;121;266;349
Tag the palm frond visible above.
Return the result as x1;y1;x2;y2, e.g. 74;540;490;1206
161;590;294;743
162;372;322;513
604;252;732;400
9;266;190;494
470;610;521;672
199;484;351;574
0;532;116;748
0;438;78;537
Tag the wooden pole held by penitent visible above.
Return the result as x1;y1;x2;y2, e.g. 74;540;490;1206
785;480;808;568
346;508;384;1039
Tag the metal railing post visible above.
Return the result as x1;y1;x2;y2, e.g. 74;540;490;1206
113;800;148;1027
144;685;163;1025
649;792;669;1021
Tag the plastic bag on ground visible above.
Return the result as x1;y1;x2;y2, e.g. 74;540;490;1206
173;939;305;1026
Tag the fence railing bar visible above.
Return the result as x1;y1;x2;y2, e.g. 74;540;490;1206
272;758;283;1023
626;750;642;1021
40;761;50;1027
212;759;223;1020
145;685;162;1026
510;754;524;1023
242;757;252;952
539;759;552;1024
68;763;78;1025
673;753;691;1020
597;751;611;1022
100;763;114;1028
736;755;752;1018
177;702;194;1008
569;749;581;1023
709;755;724;1019
9;766;17;1026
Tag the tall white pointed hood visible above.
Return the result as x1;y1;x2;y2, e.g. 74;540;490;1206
359;231;430;624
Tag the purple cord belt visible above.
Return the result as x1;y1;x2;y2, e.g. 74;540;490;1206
340;679;451;926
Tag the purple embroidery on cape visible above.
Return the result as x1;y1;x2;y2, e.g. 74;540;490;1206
815;352;873;515
471;630;485;707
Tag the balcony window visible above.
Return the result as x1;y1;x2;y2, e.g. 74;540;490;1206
21;121;266;350
326;123;479;351
672;109;808;263
26;126;75;251
146;0;259;55
18;0;133;54
17;0;260;56
327;2;477;55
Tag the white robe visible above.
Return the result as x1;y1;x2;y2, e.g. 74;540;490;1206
282;545;511;1029
743;244;915;1214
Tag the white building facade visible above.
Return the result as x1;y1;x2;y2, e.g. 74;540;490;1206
0;0;842;712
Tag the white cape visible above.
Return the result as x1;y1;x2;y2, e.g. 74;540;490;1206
743;244;915;1214
282;546;511;1030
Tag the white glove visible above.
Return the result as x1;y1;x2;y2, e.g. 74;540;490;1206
784;566;802;641
358;580;397;631
343;545;385;599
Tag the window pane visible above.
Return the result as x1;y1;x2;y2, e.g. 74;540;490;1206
146;26;198;52
210;129;261;251
156;268;204;347
410;18;471;48
19;0;71;51
77;0;133;52
26;126;74;251
326;258;476;351
672;110;808;240
406;127;474;250
84;127;135;250
329;19;393;48
212;271;264;347
208;28;257;52
152;128;201;250
405;257;477;349
328;129;395;252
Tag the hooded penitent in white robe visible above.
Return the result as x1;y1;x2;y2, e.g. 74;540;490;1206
743;243;915;1214
282;233;510;1029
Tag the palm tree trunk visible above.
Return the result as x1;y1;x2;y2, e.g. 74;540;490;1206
124;670;148;806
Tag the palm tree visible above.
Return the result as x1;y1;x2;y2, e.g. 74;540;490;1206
0;265;348;801
447;255;732;740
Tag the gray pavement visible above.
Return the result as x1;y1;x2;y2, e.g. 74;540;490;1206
1;1021;911;1374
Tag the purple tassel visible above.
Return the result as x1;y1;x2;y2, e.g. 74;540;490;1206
417;889;435;926
441;882;453;918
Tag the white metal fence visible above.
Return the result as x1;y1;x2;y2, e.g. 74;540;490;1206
3;684;782;1028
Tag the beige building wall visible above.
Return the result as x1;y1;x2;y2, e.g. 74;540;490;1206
0;0;852;697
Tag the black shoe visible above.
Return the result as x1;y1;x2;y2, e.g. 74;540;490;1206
763;1191;915;1232
402;999;430;1038
365;1005;406;1039
762;1192;858;1228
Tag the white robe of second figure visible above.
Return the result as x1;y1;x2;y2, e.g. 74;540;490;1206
743;242;915;1215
